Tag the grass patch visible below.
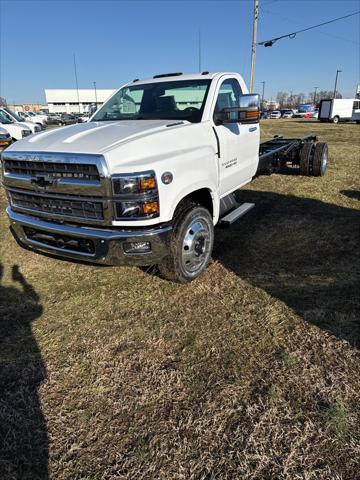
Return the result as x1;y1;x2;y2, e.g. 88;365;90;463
0;119;359;479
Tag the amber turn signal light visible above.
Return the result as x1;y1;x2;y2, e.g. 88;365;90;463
245;111;259;118
139;176;156;190
142;201;159;215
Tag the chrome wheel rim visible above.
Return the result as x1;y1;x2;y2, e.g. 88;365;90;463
321;149;328;174
181;218;211;275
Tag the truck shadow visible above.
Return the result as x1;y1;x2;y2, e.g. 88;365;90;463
0;264;48;479
214;190;360;348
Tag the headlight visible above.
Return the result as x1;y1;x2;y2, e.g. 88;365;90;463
111;171;159;220
112;171;157;195
22;130;32;137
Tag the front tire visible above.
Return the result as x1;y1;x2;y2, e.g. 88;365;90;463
158;200;214;283
332;116;340;124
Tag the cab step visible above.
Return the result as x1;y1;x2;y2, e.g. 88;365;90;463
220;202;255;226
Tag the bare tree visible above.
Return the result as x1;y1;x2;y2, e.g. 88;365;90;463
276;91;288;108
0;97;7;107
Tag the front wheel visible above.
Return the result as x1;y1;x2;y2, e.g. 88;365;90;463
158;200;214;283
332;116;340;124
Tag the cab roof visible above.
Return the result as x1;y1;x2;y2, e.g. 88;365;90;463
126;72;240;86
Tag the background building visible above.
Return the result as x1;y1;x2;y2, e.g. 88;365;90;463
45;89;116;113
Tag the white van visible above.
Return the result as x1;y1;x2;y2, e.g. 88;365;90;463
319;99;360;124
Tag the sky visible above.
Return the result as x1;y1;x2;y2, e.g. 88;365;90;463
0;0;359;104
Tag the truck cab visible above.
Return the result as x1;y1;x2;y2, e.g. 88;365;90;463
1;72;326;282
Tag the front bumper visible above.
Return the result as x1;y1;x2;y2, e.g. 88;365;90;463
7;207;172;266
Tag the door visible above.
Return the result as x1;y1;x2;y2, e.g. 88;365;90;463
213;78;260;196
352;100;360;121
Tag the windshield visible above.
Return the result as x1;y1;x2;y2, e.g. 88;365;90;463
0;110;14;124
92;79;211;123
4;107;22;122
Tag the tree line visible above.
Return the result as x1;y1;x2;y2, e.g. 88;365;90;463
274;90;342;108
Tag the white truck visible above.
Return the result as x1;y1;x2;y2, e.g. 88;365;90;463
1;72;328;282
0;110;32;141
319;98;360;124
17;111;47;128
1;107;42;134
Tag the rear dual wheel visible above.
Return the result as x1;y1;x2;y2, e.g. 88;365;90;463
300;142;328;177
159;200;214;283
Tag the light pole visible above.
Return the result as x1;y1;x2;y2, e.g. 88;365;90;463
261;81;265;109
73;54;81;114
313;86;318;104
93;81;98;107
333;70;342;99
249;0;259;93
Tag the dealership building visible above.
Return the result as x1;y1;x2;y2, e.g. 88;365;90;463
45;89;116;114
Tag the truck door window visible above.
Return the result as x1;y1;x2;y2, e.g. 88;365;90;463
214;79;242;116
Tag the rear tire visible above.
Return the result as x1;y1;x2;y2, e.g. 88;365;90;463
332;116;340;124
158;199;214;283
312;142;328;176
299;142;313;176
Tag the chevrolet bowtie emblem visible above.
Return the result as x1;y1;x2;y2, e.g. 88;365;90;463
31;175;56;189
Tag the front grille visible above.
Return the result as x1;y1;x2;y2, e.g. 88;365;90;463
10;190;104;220
4;159;100;181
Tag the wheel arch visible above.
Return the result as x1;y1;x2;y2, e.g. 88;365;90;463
170;187;218;224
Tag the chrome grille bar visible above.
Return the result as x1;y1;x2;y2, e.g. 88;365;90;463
9;190;104;221
4;159;100;181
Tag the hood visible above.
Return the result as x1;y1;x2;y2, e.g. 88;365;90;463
7;119;190;154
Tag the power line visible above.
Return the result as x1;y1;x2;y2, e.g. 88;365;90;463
258;10;360;47
261;8;360;45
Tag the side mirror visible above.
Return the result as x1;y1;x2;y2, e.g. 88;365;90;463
215;93;260;125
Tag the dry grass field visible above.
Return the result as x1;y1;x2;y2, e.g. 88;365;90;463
0;119;359;480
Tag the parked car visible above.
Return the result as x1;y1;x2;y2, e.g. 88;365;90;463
270;110;282;119
17;111;46;128
27;111;48;122
1;107;41;134
57;113;78;126
74;113;89;123
1;71;328;283
47;113;62;123
282;110;294;118
0;110;32;140
0;127;12;150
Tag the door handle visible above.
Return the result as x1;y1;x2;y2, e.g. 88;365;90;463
249;126;257;132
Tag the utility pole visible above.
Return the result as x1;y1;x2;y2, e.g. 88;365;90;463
250;0;259;93
73;54;81;114
261;81;265;108
333;69;342;99
313;86;318;104
93;81;98;106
